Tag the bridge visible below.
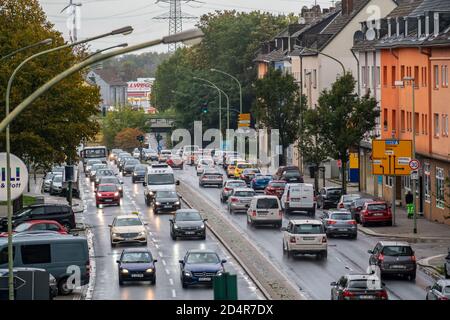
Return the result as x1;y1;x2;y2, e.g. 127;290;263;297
147;117;174;133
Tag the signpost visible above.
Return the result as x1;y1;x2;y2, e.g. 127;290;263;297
238;113;251;128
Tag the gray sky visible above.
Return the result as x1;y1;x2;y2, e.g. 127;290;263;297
39;0;336;53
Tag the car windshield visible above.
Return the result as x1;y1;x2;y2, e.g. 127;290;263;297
98;170;114;176
237;164;252;169
382;246;413;256
53;176;62;182
328;189;342;196
126;160;139;166
330;213;352;220
368;204;387;211
234;191;255;197
344;195;361;202
270;182;285;188
293;224;324;234
186;253;219;264
176;211;202;221
348;279;381;290
100;177;119;184
257;175;272;180
355;198;372;206
87;160;101;165
13;208;32;218
115;218;142;227
134;165;146;172
147;174;175;185
157;191;178;198
227;181;246;187
92;164;106;170
14;223;32;232
244;169;259;174
256;198;279;209
121;252;152;263
284;171;301;177
98;185;117;192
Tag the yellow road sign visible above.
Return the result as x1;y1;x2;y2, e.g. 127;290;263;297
372;140;412;176
239;113;251;121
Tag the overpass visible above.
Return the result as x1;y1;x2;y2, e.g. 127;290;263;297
147;117;174;133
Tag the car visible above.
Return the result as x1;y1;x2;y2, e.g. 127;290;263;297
445;249;450;279
281;183;315;216
368;241;416;280
132;164;147;183
132;148;141;159
118;156;134;172
95;184;121;208
116;152;131;166
143;148;158;161
282;219;327;259
228;188;255;214
247;195;282;228
250;173;272;190
117;248;157;285
349;197;376;222
158;150;172;163
89;163;108;181
97;176;123;196
167;155;184;169
143;165;179;205
85;159;102;177
0;220;68;237
233;162;254;179
240;168;261;186
109;149;123;162
42;172;61;193
337;194;362;209
152;190;181;214
273;166;301;180
220;180;247;203
192;151;205;166
360;201;392;227
109;215;147;247
196;158;214;175
179;250;226;288
212;150;224;165
321;210;357;239
330;274;388;300
316;187;342;209
49;174;63;196
264;180;286;199
122;159;140;176
226;159;243;178
280;171;304;183
199;169;224;188
94;168;116;188
426;279;450;300
170;209;207;240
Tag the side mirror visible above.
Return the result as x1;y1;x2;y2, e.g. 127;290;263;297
116;260;120;264
426;286;431;291
154;259;158;263
203;219;208;222
221;259;227;264
367;250;373;254
330;282;337;286
169;219;173;223
179;260;184;264
108;224;112;228
143;182;147;187
176;180;180;186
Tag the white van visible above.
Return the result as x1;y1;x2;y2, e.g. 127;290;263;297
281;183;315;216
143;165;179;205
247;195;282;228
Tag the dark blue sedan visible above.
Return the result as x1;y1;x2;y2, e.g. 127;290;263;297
179;250;226;288
250;174;273;191
117;248;157;285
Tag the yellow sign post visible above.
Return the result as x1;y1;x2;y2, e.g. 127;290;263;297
372;140;412;176
238;113;250;127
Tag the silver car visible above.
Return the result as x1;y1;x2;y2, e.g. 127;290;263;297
220;180;247;203
228;187;255;213
42;172;62;193
426;279;450;300
49;174;63;195
199;169;223;188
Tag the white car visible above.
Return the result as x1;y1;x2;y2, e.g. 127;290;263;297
132;148;141;159
109;214;148;247
281;183;315;216
282;219;327;259
158;150;172;163
196;158;214;175
247;195;282;228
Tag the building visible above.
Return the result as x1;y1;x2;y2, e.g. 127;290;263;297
127;77;155;112
86;69;128;111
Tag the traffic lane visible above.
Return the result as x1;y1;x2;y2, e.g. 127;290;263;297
176;165;432;300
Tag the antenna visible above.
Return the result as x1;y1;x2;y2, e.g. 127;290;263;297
153;0;198;52
61;0;82;43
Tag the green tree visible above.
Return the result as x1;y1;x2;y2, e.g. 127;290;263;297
252;68;301;165
114;128;145;152
0;0;100;170
314;73;379;194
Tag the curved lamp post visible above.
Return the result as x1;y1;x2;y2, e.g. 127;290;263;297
0;38;53;62
84;43;128;60
210;68;242;114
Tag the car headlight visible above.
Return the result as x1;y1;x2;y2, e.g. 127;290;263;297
174;201;180;205
155;202;161;206
118;186;123;191
133;173;137;176
149;191;154;195
200;224;205;229
49;274;57;286
184;271;192;277
174;224;179;229
138;231;146;236
121;269;129;274
145;268;154;273
216;271;223;277
112;233;119;237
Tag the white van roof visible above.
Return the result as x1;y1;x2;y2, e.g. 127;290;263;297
147;166;173;174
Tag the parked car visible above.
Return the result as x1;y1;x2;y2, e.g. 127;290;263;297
220;180;247;203
97;176;123;196
170;209;207;240
179;250;226;288
0;204;76;232
368;241;416;280
250;173;272;191
426;279;450;300
49;174;63;196
247;195;282;228
117;248;157;285
42;172;60;193
316;187;342;209
321;210;357;239
0;220;67;237
122;159;141;176
196;158;214;176
85;159;102;176
445;249;450;279
94;169;116;187
360;201;392;227
264;180;286;199
282;219;327;259
152;190;181;214
349;197;376;222
330;274;388;300
239;168;260;185
199;169;223;188
228;188;256;214
95;184;120;208
281;183;315;216
158;150;172;163
167;155;184;169
132;164;147;183
338;194;362;209
109;215;147;247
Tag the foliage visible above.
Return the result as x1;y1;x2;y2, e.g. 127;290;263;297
0;0;100;170
114;128;145;152
252;68;302;165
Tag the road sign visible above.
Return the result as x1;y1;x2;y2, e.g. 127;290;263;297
372;140;412;176
410;170;419;180
238;113;251;127
409;159;420;170
0;275;26;290
0;153;29;201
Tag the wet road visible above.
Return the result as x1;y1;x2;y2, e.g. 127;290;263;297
80;162;262;300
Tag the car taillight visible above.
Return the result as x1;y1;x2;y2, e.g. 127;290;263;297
97;193;102;197
378;253;384;262
114;192;119;197
347;220;357;225
376;290;388;300
231;198;239;203
322;236;327;243
252;210;257;217
411;255;416;262
224;187;231;191
438;296;449;300
289;236;296;243
339;203;344;208
279;210;283;217
327;220;337;225
342;290;354;298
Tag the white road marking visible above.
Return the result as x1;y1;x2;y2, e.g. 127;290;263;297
171;289;176;298
155;244;159;249
162;259;167;266
169;278;174;285
335;256;343;263
165;268;170;275
158;251;163;257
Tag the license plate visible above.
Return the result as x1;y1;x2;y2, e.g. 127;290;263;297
131;274;144;278
373;213;384;216
338;228;349;232
198;277;211;281
185;231;195;235
359;295;375;300
291;198;300;201
258;212;268;216
391;265;406;269
164;205;172;208
303;237;315;241
104;199;113;202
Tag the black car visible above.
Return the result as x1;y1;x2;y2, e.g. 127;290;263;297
132;165;147;183
153;191;181;214
170;209;206;240
317;187;342;209
118;157;133;172
349;197;375;222
123;159;141;176
179;250;226;288
0;204;76;232
331;274;388;300
368;241;417;280
117;248;157;285
280;171;304;183
273;166;300;180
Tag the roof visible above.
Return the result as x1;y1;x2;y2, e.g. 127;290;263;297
91;69;127;86
378;241;411;246
409;0;450;17
116;214;141;219
122;247;152;253
0;233;85;244
254;48;289;63
345;273;380;280
290;219;322;225
387;0;424;18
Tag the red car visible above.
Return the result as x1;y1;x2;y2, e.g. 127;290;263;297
264;180;286;198
96;183;121;208
167;155;184;169
360;201;392;227
0;220;68;237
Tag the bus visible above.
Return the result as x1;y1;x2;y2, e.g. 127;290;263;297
81;146;108;168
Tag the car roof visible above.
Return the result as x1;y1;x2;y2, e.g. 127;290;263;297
116;215;141;219
187;249;218;254
28;203;69;208
253;195;279;200
345;273;380;280
0;233;85;245
378;241;411;247
122;248;152;253
327;209;351;214
176;209;199;214
226;179;245;183
18;220;62;225
233;187;255;192
290;219;322;225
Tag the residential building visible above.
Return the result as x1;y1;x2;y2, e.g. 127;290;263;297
86;68;128;111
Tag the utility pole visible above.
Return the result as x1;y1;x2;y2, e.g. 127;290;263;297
61;0;82;43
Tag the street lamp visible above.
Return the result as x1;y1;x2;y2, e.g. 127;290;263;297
210;68;243;114
3;25;134;301
84;43;128;60
0;38;53;62
294;45;346;75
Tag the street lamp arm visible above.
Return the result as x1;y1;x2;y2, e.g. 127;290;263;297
0;38;53;62
296;46;346;75
84;43;128;60
210;68;243;114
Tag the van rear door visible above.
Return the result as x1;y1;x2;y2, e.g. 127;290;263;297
300;184;314;208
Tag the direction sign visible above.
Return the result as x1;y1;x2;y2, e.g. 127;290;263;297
372;140;412;176
409;159;420;170
0;275;26;290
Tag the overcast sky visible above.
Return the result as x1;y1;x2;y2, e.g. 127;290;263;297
39;0;336;53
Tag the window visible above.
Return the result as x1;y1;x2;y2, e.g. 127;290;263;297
376;66;381;87
424;163;431;202
30;207;45;216
414;66;419;87
436;167;445;208
421;114;425;134
425;114;428;135
404;175;411;190
372;66;376;88
443;114;449;136
362;66;366;87
313;69;317;88
392;110;397;132
415;112;420;135
0;247;15;265
401;110;406;132
434;113;440;137
383;66;388;86
401;65;405;81
422;66;428;87
434;65;439;89
391;66;396;86
21;244;51;264
304;70;308;88
407;112;411;132
407;66;412;77
442;65;448;87
385;176;393;187
383;108;388;131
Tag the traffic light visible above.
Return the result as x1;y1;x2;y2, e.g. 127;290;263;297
136;135;145;143
201;102;208;114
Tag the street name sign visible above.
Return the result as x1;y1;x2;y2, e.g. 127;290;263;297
0;153;29;201
372;140;412;176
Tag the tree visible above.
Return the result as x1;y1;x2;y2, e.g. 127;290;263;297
114;128;145;152
0;0;100;170
252;68;301;165
313;73;379;194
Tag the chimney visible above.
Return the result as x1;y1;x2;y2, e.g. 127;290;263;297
342;0;354;15
425;12;430;36
434;12;440;36
418;16;422;37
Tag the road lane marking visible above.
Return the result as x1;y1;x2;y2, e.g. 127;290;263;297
158;251;163;257
165;268;170;275
172;289;176;298
169;278;174;285
162;259;167;266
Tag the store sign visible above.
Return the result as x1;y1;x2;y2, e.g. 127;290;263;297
0;153;29;201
